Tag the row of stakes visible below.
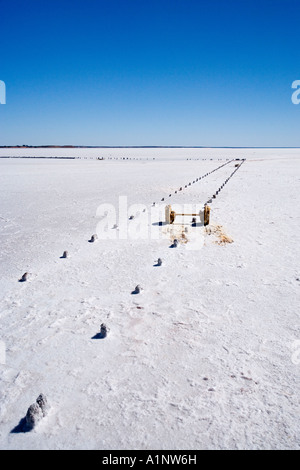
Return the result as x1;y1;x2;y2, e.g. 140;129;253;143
18;159;246;340
19;160;245;284
100;157;232;162
153;159;236;205
105;157;156;161
80;157;156;161
103;157;234;162
16;157;246;431
203;159;246;206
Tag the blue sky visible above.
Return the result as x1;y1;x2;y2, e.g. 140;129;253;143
0;0;300;146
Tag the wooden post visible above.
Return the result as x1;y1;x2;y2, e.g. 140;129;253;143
165;205;172;224
199;209;204;225
204;206;210;226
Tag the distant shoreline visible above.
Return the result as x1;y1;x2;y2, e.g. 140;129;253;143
1;146;300;149
0;156;76;159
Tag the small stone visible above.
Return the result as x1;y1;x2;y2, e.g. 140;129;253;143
19;272;29;282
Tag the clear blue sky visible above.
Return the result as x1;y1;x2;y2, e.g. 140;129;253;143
0;0;300;146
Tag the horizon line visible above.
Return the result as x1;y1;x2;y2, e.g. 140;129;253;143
1;145;300;149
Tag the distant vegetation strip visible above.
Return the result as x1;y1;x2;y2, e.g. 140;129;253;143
0;156;77;160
